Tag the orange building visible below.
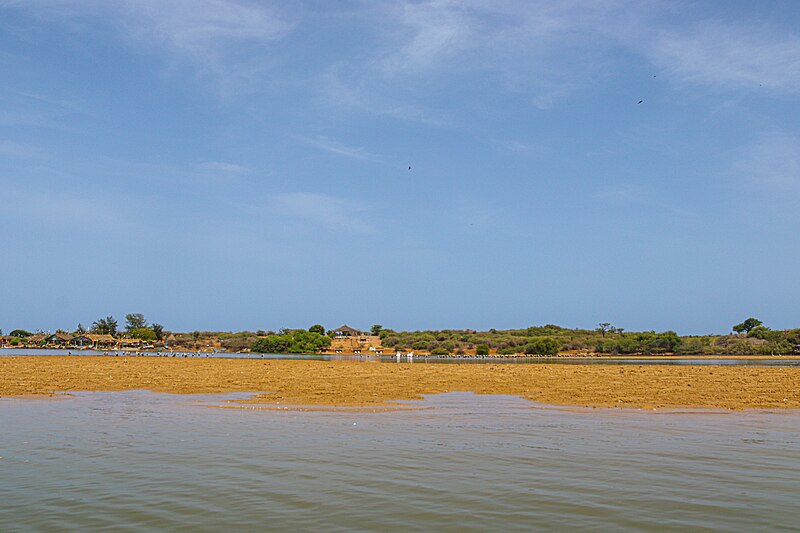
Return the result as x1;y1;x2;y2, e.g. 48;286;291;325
324;325;385;355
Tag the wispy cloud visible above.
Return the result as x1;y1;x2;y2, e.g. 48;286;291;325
316;65;451;126
490;138;546;157
271;192;375;234
1;0;296;91
648;22;800;94
0;86;92;128
293;135;382;162
196;161;249;174
315;1;654;117
118;1;294;71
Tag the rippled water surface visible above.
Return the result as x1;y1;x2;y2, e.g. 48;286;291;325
1;392;799;531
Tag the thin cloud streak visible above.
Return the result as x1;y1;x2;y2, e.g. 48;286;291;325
293;135;383;162
649;22;800;94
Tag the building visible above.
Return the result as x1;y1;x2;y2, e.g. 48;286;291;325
26;333;48;346
45;332;73;347
325;325;384;355
117;338;143;349
70;335;93;348
87;334;116;349
331;325;362;337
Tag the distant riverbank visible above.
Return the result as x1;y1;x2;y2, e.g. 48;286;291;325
2;356;798;410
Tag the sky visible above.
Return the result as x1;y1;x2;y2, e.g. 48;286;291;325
1;0;799;335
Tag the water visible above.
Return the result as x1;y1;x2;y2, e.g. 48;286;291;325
3;348;799;367
1;392;798;531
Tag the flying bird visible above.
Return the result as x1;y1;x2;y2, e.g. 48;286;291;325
408;166;412;170
637;100;643;104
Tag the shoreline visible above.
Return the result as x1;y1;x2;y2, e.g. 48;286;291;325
1;356;799;410
2;347;799;361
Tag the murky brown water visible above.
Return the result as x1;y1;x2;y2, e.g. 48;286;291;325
1;392;798;531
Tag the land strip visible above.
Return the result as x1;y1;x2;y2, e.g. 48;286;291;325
1;356;798;409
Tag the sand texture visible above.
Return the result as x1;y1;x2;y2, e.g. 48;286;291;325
1;356;799;409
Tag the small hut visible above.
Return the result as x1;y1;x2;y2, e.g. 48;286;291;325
87;334;116;349
332;325;362;338
45;332;74;347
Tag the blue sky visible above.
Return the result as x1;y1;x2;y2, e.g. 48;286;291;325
1;1;799;335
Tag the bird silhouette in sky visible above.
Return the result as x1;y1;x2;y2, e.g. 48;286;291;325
638;100;643;104
408;166;412;170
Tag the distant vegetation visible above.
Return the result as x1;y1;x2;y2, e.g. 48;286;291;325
251;330;331;354
375;319;799;356
2;317;799;356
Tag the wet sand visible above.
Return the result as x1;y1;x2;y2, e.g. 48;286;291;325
1;356;798;409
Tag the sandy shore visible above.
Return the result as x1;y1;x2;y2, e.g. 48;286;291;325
1;356;799;409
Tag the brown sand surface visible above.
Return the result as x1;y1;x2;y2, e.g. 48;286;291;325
1;356;799;409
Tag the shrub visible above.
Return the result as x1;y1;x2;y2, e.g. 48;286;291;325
524;337;560;356
475;344;490;356
430;347;449;356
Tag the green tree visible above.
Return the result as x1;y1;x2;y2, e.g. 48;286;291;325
747;325;776;341
125;313;148;331
9;329;31;338
128;327;157;341
476;344;490;356
371;324;383;335
308;324;325;335
251;330;330;354
733;318;762;334
596;323;613;337
91;316;118;336
252;335;290;353
151;323;165;341
74;323;86;335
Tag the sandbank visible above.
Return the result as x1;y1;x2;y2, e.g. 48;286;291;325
0;356;798;410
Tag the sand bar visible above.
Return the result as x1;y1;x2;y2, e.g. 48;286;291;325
1;356;799;409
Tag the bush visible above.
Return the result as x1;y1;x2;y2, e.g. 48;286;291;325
220;333;256;352
252;330;330;354
430;347;449;355
475;344;490;356
524;337;560;356
498;346;518;355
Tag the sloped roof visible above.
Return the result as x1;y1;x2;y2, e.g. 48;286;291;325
333;324;361;334
46;332;74;342
87;334;115;342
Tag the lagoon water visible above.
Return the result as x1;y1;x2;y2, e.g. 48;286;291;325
1;391;799;531
3;348;800;367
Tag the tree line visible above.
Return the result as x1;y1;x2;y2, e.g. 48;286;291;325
4;317;799;355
